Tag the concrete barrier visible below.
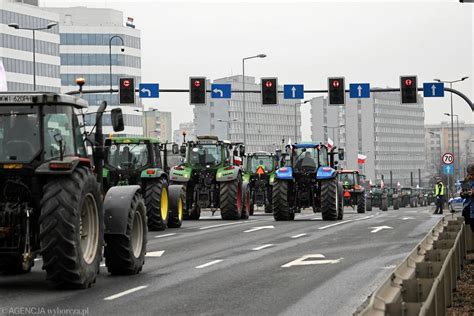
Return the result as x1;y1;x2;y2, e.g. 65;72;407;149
355;215;469;316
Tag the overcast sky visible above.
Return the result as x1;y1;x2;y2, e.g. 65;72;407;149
40;0;473;138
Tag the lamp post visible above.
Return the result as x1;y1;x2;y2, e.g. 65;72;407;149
242;53;266;146
217;118;238;140
8;22;57;91
444;113;460;180
322;124;345;147
134;108;157;137
429;132;442;176
109;35;125;93
294;100;310;142
434;76;469;189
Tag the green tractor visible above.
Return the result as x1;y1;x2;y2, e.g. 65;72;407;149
0;92;147;288
387;187;401;210
367;182;388;211
337;170;366;213
400;187;417;207
242;151;277;214
168;136;247;220
103;137;182;231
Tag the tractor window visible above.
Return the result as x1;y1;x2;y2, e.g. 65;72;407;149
43;106;76;161
73;110;86;157
188;144;222;166
294;147;317;171
0;106;41;162
339;173;356;186
107;143;149;170
250;156;274;173
154;144;163;168
318;146;329;166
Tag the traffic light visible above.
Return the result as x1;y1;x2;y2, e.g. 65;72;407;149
261;77;278;105
328;77;345;105
189;77;206;105
400;75;418;104
119;77;135;104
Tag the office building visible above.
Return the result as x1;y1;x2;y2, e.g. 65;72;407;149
143;110;172;142
174;122;195;144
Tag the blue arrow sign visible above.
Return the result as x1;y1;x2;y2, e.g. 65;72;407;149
139;83;159;98
423;82;444;97
211;84;231;99
349;83;370;98
443;164;454;175
283;84;304;99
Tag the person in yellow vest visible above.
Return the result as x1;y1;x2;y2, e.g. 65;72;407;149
434;177;445;215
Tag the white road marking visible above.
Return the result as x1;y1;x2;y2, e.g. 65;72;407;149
370;226;393;233
34;258;41;262
146;250;165;257
195;260;223;269
154;233;176;238
401;217;415;220
291;233;307;239
318;215;374;230
104;285;148;301
199;220;261;230
100;263;106;267
244;225;274;233
382;265;397;269
282;254;343;267
252;244;274;251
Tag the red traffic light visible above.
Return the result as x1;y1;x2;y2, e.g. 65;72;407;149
193;80;201;88
265;81;273;88
404;79;413;86
332;80;340;88
122;80;131;87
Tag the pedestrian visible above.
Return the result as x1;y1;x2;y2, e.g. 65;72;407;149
434;177;445;215
461;163;474;231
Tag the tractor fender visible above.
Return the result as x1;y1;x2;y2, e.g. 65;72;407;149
141;168;167;179
269;172;276;185
104;185;141;235
35;156;91;175
216;166;240;182
242;173;251;183
316;166;336;180
169;166;192;183
275;167;293;180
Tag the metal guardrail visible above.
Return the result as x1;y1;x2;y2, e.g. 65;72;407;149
355;214;472;316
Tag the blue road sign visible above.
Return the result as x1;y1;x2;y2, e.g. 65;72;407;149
443;164;454;175
423;82;444;97
283;84;304;99
139;83;159;98
211;84;231;99
349;83;370;98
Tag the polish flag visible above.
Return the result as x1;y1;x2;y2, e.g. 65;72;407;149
397;181;401;187
357;154;367;164
234;156;242;166
327;138;334;150
381;180;384;189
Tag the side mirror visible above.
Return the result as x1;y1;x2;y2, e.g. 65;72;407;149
338;148;345;161
111;108;124;132
180;144;186;157
239;146;245;157
172;143;179;155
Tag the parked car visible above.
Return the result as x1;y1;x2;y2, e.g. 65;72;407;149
448;193;465;212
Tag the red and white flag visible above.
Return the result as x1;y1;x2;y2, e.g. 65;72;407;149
327;138;334;150
357;154;367;164
234;156;242;166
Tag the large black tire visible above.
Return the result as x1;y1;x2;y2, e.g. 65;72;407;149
337;183;344;220
366;198;372;212
410;197;415;208
321;178;338;221
105;192;147;275
393;198;400;210
167;185;183;228
272;180;294;221
357;193;366;213
144;178;168;231
241;183;250;220
381;198;388;211
40;166;103;288
264;186;273;214
220;177;243;220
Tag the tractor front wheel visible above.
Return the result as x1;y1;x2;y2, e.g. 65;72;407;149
144;178;169;231
321;178;338;221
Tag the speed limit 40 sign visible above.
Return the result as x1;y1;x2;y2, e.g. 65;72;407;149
442;153;454;165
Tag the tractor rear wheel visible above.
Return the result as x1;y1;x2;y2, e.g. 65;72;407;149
393;198;400;210
272;180;294;221
366;198;372;212
337;182;344;220
220;177;243;220
105;192;147;275
357;194;366;213
264;187;273;214
144;178;169;231
167;185;183;228
381;198;388;211
40;166;103;288
321;178;338;221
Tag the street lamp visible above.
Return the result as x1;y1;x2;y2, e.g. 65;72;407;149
434;76;469;186
109;35;125;93
429;131;443;177
293;100;310;142
217;118;238;140
242;53;266;146
8;22;57;90
444;113;461;180
322;124;345;146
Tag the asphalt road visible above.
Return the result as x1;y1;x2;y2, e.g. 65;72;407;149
0;205;445;316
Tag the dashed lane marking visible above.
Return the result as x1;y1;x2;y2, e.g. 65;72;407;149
195;260;223;269
252;244;274;251
104;286;148;301
291;233;307;239
154;233;177;238
146;250;165;257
